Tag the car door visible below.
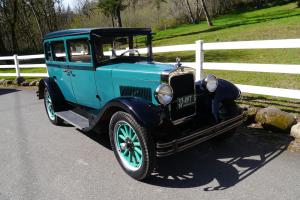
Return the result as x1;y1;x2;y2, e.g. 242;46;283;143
47;40;77;103
66;36;101;109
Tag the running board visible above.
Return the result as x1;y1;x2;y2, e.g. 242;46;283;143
56;110;89;130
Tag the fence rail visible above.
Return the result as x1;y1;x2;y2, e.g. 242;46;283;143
0;39;300;99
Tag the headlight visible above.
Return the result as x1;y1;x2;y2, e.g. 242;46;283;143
155;84;173;105
204;74;218;92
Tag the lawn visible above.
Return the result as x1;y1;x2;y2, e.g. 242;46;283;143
152;2;300;90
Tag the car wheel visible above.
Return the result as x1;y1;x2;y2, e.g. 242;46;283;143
44;87;63;125
109;111;155;180
214;100;240;140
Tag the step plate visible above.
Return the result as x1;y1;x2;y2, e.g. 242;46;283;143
56;110;89;130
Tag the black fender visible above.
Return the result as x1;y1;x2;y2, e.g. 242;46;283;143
37;77;65;112
196;79;241;122
87;97;163;132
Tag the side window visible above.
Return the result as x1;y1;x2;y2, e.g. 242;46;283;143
44;42;52;61
52;41;66;62
68;39;91;63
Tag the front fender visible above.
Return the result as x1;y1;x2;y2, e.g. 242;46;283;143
87;97;162;131
196;79;241;122
212;79;241;121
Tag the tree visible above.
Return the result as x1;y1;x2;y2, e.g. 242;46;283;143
297;0;300;8
199;0;213;27
98;0;127;27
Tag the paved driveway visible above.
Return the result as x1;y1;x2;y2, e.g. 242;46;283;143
0;88;299;200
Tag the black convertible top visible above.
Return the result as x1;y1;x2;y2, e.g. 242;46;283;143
43;28;152;40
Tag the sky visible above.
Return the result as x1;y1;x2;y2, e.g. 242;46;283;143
62;0;81;9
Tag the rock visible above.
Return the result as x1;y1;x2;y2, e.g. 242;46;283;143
246;106;259;123
13;77;25;85
0;79;5;85
21;82;29;86
255;107;296;132
288;140;300;152
290;123;300;139
29;80;37;86
3;80;12;85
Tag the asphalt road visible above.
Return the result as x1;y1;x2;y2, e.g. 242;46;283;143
0;88;299;200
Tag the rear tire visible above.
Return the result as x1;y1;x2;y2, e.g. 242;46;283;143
109;111;155;180
43;87;63;125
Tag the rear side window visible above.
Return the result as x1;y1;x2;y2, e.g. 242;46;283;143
44;42;52;61
68;39;91;63
52;41;66;62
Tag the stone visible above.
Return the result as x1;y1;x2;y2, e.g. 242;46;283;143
246;106;259;123
0;79;5;85
29;80;37;86
13;77;25;85
290;123;300;139
4;80;12;85
21;82;29;86
255;107;296;132
288;140;300;152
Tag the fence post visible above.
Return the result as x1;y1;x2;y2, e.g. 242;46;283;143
13;54;20;78
195;40;204;81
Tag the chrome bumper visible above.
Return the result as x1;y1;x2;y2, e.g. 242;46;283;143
156;112;247;157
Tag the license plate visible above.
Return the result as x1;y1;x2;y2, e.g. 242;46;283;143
177;95;196;110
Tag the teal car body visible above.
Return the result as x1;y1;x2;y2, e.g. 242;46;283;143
39;28;246;178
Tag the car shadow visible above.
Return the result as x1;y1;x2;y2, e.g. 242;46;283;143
0;88;20;96
144;126;292;190
76;124;291;190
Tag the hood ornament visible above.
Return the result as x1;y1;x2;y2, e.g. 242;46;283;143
175;57;182;68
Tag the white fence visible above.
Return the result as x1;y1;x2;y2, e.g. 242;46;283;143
0;39;300;99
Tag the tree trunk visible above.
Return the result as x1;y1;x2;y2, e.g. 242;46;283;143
111;14;115;27
200;0;213;27
10;0;19;53
115;6;122;27
0;30;8;55
185;0;196;24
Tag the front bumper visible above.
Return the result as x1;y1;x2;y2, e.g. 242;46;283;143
156;112;247;157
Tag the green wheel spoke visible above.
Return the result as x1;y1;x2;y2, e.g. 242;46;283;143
134;151;141;162
120;128;128;137
123;149;129;156
134;147;142;155
133;142;140;146
131;134;137;142
125;125;131;138
118;134;126;141
132;154;137;165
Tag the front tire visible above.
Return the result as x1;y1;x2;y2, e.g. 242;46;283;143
109;111;155;180
43;87;63;125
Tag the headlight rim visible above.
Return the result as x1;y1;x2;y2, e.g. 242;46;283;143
155;83;173;106
204;74;218;93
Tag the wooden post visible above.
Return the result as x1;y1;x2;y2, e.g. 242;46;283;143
195;40;204;81
13;54;20;77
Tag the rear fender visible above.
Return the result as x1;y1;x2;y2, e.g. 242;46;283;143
38;77;65;112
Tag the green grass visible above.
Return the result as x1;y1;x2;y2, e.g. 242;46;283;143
152;2;300;91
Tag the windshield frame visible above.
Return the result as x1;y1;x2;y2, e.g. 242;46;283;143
91;33;153;67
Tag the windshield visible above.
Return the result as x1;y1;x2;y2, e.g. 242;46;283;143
93;34;151;64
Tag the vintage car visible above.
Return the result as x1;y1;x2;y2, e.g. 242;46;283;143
38;28;247;180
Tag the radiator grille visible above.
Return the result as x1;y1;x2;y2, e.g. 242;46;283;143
169;73;196;121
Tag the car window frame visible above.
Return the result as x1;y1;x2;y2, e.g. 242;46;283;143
50;40;68;63
66;36;94;68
